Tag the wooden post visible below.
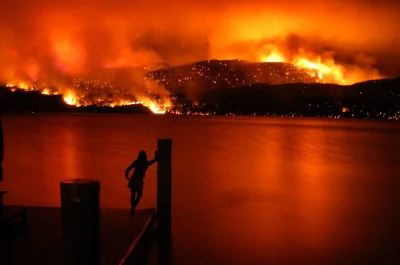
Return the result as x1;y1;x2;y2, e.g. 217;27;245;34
60;179;100;265
157;139;172;237
0;110;3;183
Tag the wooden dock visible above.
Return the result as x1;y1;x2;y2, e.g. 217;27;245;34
0;136;171;265
0;206;156;265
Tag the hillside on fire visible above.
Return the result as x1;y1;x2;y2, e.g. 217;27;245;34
1;74;399;119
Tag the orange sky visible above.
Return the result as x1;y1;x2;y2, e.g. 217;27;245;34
0;0;399;84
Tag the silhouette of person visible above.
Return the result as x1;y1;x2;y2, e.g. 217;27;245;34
125;150;158;214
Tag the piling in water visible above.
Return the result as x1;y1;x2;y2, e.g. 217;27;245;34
0;110;3;182
157;139;172;238
60;179;100;265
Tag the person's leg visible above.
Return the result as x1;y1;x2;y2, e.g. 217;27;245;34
133;185;143;208
130;188;137;214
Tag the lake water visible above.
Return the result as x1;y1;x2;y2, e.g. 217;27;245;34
1;115;400;265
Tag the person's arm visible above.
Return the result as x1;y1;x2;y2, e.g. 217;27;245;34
147;151;159;166
125;161;136;180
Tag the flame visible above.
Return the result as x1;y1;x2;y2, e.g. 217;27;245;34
60;92;169;114
259;48;285;63
116;99;170;115
11;82;29;90
258;46;346;84
140;99;171;114
294;58;345;84
42;88;50;95
5;80;170;114
144;101;166;114
63;92;79;106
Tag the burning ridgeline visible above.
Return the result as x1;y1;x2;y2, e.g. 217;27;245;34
1;59;353;114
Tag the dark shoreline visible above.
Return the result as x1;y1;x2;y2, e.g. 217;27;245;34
1;76;400;119
1;112;396;121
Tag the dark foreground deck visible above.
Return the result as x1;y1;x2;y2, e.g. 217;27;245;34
0;206;156;265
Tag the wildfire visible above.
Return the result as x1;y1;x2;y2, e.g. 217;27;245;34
142;101;169;114
6;82;34;90
5;82;170;114
259;49;286;64
258;46;346;84
112;99;169;114
62;93;170;114
61;93;169;114
41;89;50;95
63;92;80;106
295;58;345;84
1;41;379;114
